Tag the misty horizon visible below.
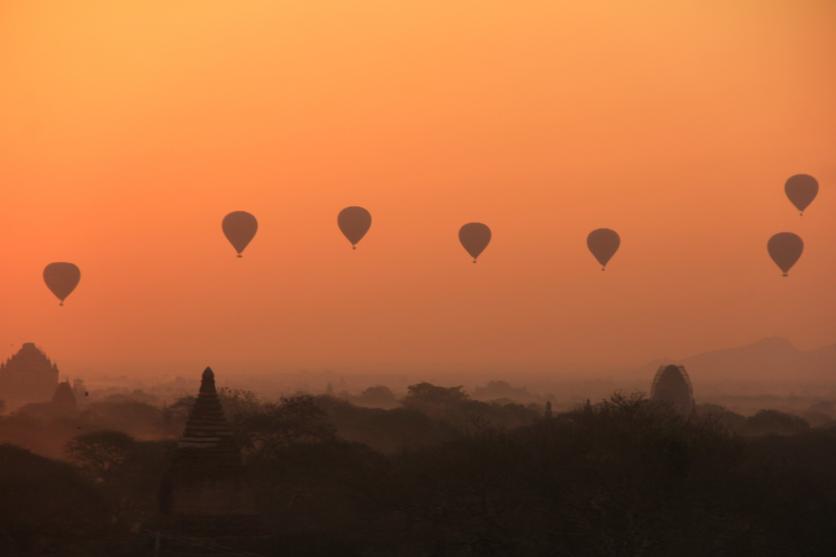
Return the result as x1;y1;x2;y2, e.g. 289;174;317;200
6;334;832;381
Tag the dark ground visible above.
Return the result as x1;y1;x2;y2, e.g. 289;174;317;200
1;384;836;556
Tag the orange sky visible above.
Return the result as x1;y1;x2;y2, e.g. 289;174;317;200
1;1;834;379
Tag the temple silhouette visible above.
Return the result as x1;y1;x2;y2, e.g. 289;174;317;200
158;367;261;551
650;364;695;417
17;380;79;420
0;343;59;411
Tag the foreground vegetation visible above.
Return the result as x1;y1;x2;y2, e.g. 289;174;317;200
1;385;836;556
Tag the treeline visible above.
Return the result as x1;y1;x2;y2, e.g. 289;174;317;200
2;385;836;555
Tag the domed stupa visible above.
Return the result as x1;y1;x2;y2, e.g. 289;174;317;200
650;364;695;417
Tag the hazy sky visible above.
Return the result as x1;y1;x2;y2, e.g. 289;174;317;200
1;1;834;378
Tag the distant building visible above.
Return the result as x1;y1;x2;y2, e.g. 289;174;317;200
159;367;258;536
51;381;78;416
18;380;79;420
650;364;695;417
0;343;59;409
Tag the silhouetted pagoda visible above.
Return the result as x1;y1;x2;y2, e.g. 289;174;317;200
18;380;79;419
0;343;59;409
650;364;695;417
51;381;78;416
159;367;258;537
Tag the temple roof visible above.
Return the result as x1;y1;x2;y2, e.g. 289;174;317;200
0;343;58;373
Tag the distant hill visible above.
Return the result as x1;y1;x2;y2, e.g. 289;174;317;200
644;337;836;387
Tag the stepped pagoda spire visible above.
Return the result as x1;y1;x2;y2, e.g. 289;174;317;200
173;367;240;471
160;367;257;534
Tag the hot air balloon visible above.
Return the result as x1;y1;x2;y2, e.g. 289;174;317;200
785;174;818;215
337;206;372;249
459;223;491;262
43;262;81;306
767;232;803;277
587;228;621;270
222;211;258;257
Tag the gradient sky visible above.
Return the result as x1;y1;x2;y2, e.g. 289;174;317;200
1;1;834;379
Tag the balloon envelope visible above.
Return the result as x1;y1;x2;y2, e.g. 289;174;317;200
785;174;818;214
43;262;81;305
587;228;621;269
338;206;372;248
767;232;803;276
222;211;258;257
459;223;491;261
